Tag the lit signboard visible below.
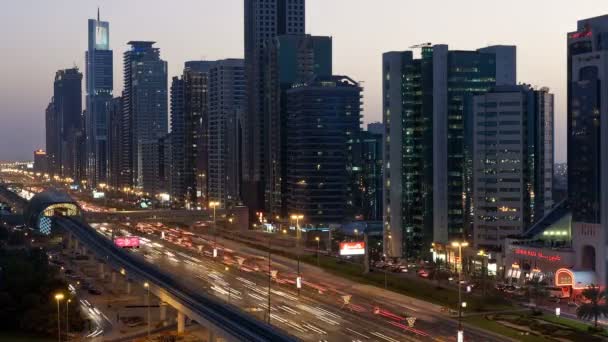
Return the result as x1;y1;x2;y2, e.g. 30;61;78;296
92;191;105;199
514;248;561;262
339;242;366;256
114;237;140;248
555;269;574;287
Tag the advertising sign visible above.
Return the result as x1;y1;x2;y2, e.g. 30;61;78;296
92;191;105;199
339;242;366;256
114;236;140;248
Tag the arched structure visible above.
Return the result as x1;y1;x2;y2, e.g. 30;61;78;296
24;189;81;234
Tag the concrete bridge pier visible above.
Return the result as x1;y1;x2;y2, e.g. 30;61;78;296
160;302;167;325
73;239;79;251
81;246;87;256
126;280;132;295
111;271;117;285
177;311;186;335
98;262;105;279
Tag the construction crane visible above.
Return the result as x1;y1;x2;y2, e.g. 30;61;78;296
409;42;432;49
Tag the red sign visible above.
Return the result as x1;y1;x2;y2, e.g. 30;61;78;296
556;270;574;287
340;242;365;256
114;236;140;248
514;248;561;262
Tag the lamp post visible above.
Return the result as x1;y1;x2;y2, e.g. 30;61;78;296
267;237;272;324
66;299;71;341
54;293;64;342
144;282;150;340
315;236;320;266
291;214;304;296
477;250;488;296
225;266;231;302
210;201;220;258
451;241;469;339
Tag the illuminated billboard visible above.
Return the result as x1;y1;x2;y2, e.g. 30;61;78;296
339;242;366;256
114;237;140;248
92;191;105;199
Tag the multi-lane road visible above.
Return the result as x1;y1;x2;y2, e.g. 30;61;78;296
92;221;505;342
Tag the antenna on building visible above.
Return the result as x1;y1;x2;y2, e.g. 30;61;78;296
97;7;100;22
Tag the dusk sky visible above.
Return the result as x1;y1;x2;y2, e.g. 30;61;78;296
2;0;608;161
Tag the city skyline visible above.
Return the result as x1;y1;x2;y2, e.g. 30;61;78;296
2;0;608;161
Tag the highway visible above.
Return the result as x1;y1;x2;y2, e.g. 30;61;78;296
94;221;506;342
56;217;298;342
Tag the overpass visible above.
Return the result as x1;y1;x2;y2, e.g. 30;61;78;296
15;188;297;342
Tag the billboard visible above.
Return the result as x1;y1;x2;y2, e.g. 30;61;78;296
339;242;366;256
92;191;105;199
114;237;140;248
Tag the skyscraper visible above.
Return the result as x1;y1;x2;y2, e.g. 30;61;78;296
122;41;168;194
285;75;362;224
567;15;608;285
208;59;246;209
473;85;554;250
106;96;122;188
85;9;113;185
382;45;516;260
243;0;306;215
264;34;332;217
170;61;214;207
45;101;59;176
352;128;384;221
53;68;83;180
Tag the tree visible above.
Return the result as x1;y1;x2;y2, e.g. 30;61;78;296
576;284;608;329
526;277;549;305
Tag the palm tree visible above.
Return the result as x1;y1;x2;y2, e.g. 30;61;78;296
527;277;548;306
576;284;608;329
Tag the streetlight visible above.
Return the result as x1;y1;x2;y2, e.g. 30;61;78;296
225;266;231;302
477;250;488;296
54;293;64;342
451;241;469;338
315;236;320;266
66;299;71;341
144;282;150;340
210;201;220;258
291;214;304;296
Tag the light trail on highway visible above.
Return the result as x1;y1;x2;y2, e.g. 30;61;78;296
88;221;503;342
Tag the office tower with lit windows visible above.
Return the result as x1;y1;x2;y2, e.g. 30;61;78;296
264;34;332;217
285;75;362;224
122;41;168;194
45;101;59;176
472;85;554;250
208;59;246;209
243;0;306;215
382;44;516;260
351;128;384;221
33;150;48;174
106;96;122;188
567;15;608;287
52;68;83;180
85;10;113;185
170;61;214;207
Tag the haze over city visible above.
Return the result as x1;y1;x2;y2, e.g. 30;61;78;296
3;0;608;161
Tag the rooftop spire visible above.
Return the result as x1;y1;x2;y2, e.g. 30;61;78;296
97;7;100;22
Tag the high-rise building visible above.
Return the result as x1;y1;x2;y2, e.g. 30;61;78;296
264;34;332;217
33;150;48;174
122;41;168;194
567;15;608;285
85;9;113;185
170;61;214;207
53;68;83;180
45;101;59;175
208;59;246;209
106;96;122;188
352;129;384;221
243;0;306;215
472;85;554;250
285;75;362;224
367;122;384;135
382;45;516;260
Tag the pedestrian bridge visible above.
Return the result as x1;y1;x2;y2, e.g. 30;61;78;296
24;189;82;235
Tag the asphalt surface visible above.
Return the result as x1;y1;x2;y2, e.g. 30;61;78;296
93;222;507;342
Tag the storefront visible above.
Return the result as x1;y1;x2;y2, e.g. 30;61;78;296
503;243;575;285
554;268;598;298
